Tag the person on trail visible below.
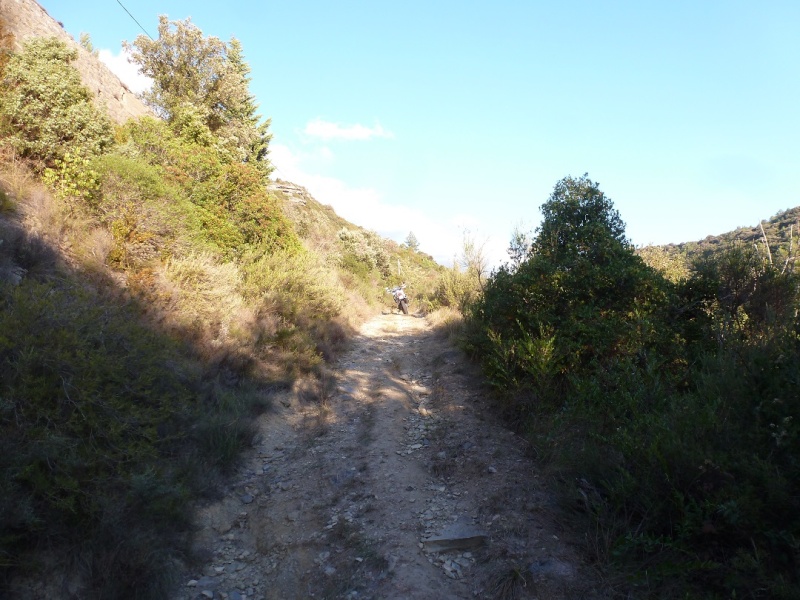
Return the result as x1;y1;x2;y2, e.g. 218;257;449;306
386;283;409;315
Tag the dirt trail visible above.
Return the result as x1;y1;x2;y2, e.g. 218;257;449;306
174;311;597;600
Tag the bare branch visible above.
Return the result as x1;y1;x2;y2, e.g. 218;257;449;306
759;221;773;265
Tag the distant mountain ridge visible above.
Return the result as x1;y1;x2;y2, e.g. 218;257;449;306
0;0;150;123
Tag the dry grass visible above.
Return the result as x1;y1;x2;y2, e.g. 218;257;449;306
158;252;247;341
490;565;529;600
426;306;465;340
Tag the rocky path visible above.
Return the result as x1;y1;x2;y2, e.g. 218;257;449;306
174;312;596;600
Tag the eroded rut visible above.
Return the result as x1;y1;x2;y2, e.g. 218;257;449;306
174;312;596;600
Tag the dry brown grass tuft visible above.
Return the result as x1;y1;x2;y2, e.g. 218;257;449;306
426;306;465;340
157;252;248;342
490;565;529;600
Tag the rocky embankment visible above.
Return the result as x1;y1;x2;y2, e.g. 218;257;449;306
1;0;151;124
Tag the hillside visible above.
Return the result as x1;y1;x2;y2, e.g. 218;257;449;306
665;205;800;265
0;4;453;597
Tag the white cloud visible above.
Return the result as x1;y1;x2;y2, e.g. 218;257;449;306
303;119;394;141
98;48;152;95
270;143;462;265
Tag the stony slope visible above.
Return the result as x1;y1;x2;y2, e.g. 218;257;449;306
1;0;150;123
170;311;597;600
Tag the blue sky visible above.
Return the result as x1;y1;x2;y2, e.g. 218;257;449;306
39;0;800;267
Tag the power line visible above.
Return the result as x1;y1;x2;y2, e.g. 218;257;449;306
115;0;154;40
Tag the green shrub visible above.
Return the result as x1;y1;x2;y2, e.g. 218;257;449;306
0;276;198;593
117;117;299;260
433;264;477;312
243;249;351;368
0;254;280;596
337;227;390;277
0;37;113;170
467;175;800;598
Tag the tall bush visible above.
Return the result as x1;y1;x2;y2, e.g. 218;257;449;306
0;37;113;169
468;175;800;597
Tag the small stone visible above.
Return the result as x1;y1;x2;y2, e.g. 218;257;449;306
324;566;337;576
216;521;232;534
196;576;218;589
201;591;214;599
240;494;254;504
487;466;497;474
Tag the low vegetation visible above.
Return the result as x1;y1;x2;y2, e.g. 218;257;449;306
466;174;799;598
0;22;442;598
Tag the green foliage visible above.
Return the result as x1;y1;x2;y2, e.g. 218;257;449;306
337;227;390;278
0;276;197;594
433;263;478;313
506;223;532;271
125;17;273;178
0;188;11;213
42;151;102;205
468;174;800;598
404;231;420;251
637;244;690;283
78;32;98;57
243;249;350;366
472;174;669;384
0;37;113;169
115;117;298;259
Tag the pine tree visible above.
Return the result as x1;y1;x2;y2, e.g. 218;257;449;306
404;231;420;252
222;38;273;178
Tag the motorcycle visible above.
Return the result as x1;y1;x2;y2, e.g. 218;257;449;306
386;284;409;315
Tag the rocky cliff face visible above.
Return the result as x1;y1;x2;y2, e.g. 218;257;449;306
1;0;151;124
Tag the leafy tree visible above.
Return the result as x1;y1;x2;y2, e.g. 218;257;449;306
404;231;420;251
506;222;532;271
0;37;113;169
116;116;297;258
125;17;273;177
468;174;800;598
533;173;628;262
460;230;490;292
472;174;667;385
221;38;273;177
